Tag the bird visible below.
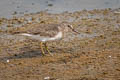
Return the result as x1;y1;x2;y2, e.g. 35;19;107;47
13;22;80;56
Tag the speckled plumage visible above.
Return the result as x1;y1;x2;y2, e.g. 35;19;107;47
13;22;73;41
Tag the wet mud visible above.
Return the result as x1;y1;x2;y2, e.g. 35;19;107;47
0;8;120;80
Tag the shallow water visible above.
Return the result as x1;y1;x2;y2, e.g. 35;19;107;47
0;0;120;18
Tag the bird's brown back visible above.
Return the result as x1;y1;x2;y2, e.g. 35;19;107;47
11;23;60;37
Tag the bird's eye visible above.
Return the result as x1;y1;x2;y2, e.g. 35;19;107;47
67;25;73;29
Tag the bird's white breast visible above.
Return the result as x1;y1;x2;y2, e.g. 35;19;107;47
54;31;62;39
49;31;62;41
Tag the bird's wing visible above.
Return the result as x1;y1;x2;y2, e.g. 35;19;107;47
11;24;60;37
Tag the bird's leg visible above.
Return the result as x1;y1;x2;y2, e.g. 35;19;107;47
44;42;53;56
40;42;45;55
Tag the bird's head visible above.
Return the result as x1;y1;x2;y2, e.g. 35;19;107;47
61;22;80;34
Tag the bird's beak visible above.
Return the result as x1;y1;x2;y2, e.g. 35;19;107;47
68;25;80;34
71;29;80;34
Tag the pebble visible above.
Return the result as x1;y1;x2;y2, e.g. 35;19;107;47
108;55;112;58
44;76;50;80
6;60;10;63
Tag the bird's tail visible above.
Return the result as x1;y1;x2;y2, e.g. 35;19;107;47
18;33;33;36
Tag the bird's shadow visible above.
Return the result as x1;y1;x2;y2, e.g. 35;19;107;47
0;47;73;61
0;50;42;61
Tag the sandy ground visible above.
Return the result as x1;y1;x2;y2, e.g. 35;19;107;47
0;8;120;80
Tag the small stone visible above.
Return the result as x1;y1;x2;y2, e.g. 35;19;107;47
6;60;10;63
32;3;35;5
13;11;17;15
44;76;50;80
48;4;53;7
108;56;112;58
